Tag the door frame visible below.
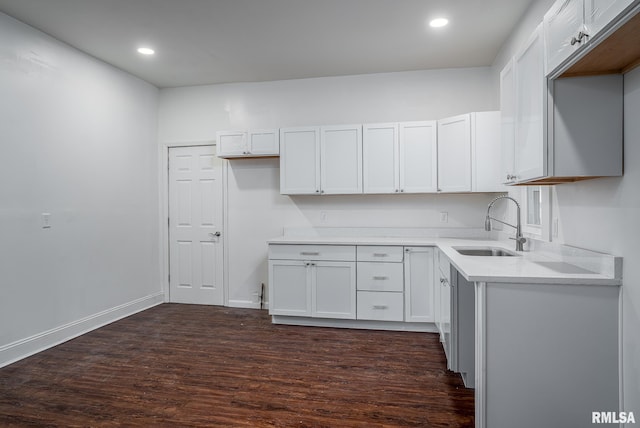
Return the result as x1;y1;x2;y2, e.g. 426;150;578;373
159;140;229;306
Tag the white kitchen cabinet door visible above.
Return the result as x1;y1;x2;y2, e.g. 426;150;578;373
362;123;399;193
320;125;363;194
472;112;504;192
279;127;321;194
248;129;279;156
268;260;311;317
440;273;451;365
216;130;247;157
500;59;516;184
437;114;472;192
514;24;546;183
312;261;356;319
544;0;585;75
433;254;441;331
404;247;435;323
399;121;438;193
585;0;636;40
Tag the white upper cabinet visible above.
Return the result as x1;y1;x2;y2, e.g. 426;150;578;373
545;0;638;76
399;121;438;193
514;24;546;183
217;129;279;158
437;114;472;192
216;130;247;157
502;20;624;185
586;0;636;38
500;59;516;185
363;122;437;193
320;125;363;194
362;123;399;193
438;112;503;193
545;0;585;75
472;112;504;192
280;127;321;194
280;125;362;195
248;130;280;156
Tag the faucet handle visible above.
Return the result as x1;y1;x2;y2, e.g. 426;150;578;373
509;236;527;244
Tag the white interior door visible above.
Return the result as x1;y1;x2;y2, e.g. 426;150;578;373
169;146;224;305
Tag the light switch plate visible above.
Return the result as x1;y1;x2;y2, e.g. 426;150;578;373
439;212;448;223
42;213;51;229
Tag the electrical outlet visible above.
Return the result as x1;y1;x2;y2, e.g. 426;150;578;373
439;212;448;223
320;211;328;223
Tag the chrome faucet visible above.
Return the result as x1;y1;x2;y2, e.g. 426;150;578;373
484;195;526;251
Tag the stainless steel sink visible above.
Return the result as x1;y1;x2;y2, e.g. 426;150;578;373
453;247;519;257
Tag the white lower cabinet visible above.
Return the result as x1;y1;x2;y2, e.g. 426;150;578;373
435;249;452;363
357;291;404;321
404;247;435;323
356;246;405;321
268;245;356;319
269;260;311;317
269;243;435;327
313;261;356;319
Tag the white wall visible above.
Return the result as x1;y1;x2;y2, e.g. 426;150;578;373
491;0;640;417
0;12;162;365
159;68;500;307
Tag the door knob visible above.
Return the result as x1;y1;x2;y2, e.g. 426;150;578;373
209;231;221;239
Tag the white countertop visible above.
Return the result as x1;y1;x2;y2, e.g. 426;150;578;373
267;235;622;286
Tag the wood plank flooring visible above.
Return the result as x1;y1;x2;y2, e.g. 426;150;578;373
0;304;474;427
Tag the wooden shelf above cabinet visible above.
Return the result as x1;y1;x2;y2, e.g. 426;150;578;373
561;10;640;78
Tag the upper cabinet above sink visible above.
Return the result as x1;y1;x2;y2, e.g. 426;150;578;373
500;2;634;186
545;0;640;78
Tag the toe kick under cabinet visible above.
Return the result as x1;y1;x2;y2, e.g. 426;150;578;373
268;243;435;331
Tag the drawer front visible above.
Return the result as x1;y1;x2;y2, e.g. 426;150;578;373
357;291;404;321
269;244;356;261
357;262;404;292
357;246;404;262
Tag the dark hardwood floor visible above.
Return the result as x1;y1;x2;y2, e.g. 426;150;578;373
0;304;474;427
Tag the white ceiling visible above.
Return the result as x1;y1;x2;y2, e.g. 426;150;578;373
0;0;534;88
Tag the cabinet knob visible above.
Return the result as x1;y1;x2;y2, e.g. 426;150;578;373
570;31;588;46
395;189;399;193
320;190;324;194
315;190;320;193
400;189;404;192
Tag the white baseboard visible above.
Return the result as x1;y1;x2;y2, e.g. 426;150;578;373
0;292;164;368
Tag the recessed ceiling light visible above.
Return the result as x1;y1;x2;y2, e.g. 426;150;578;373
137;47;155;55
429;18;449;28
